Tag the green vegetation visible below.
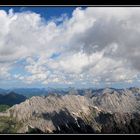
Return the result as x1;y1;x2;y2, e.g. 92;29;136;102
0;116;23;133
0;105;10;112
26;126;44;134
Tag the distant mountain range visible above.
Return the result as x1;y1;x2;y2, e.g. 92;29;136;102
0;87;140;133
0;92;27;106
0;87;139;98
0;88;69;98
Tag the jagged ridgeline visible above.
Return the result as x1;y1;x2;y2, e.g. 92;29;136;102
0;87;140;134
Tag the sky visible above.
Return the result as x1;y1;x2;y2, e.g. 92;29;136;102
1;7;140;89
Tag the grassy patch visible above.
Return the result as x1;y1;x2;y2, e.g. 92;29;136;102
0;116;23;133
0;105;10;112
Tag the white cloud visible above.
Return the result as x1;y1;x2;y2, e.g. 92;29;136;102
1;7;140;87
0;63;11;79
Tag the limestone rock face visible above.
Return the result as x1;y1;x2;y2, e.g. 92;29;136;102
8;95;91;121
91;89;140;113
4;95;99;133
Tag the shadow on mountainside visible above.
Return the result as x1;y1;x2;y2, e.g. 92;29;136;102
29;111;140;134
95;112;140;134
42;108;140;134
42;108;95;134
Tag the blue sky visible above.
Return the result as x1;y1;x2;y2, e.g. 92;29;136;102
0;7;75;20
0;7;140;89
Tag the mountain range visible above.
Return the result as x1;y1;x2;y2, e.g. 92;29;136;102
0;92;27;106
0;87;140;133
0;88;69;98
0;87;139;97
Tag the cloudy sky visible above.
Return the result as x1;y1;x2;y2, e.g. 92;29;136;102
0;7;140;89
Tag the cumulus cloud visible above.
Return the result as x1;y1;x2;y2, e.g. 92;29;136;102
1;7;140;87
0;64;10;79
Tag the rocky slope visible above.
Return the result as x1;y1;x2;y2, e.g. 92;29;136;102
0;95;101;133
0;88;140;133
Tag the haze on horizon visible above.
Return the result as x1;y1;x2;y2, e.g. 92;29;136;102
0;7;140;89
